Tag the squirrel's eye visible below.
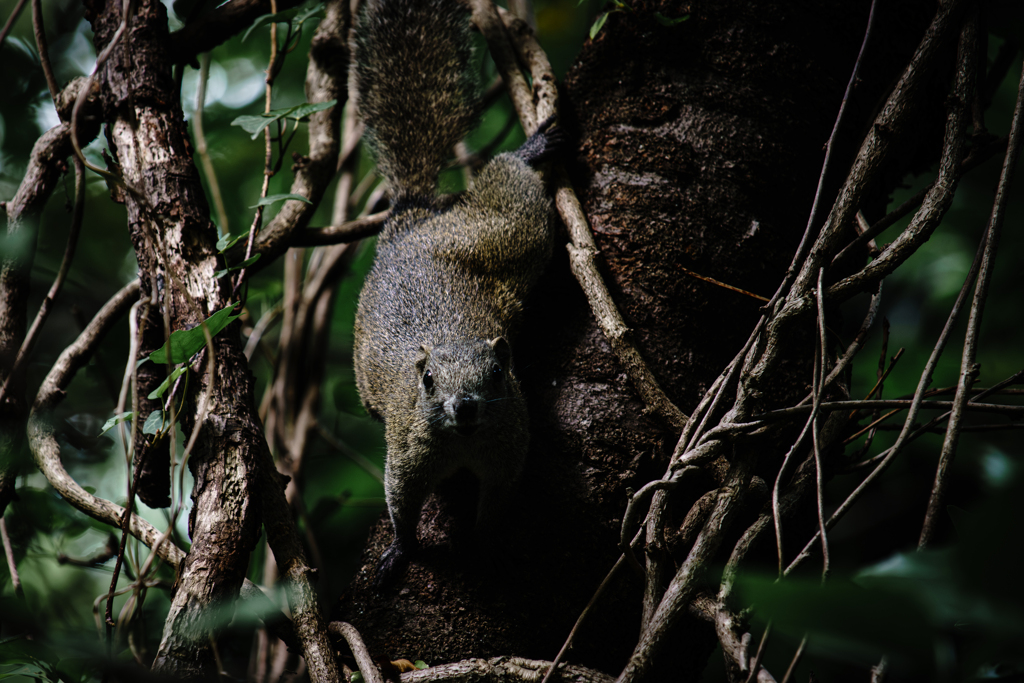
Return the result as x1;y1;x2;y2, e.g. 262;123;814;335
423;369;434;391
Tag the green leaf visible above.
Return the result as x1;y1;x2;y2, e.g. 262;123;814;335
286;100;337;119
216;231;249;253
142;410;169;436
232;100;337;140
250;193;312;208
214;253;262;279
414;660;428;670
589;12;608;39
231;114;275;138
100;412;133;435
242;6;304;42
149;303;241;364
147;366;188;400
242;2;324;41
292;2;325;26
654;11;689;26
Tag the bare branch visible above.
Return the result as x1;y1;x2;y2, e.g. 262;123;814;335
245;0;348;275
27;282;187;568
920;25;1024;549
483;3;689;431
167;0;306;65
0;516;24;599
403;657;614;683
291;210;389;246
617;455;754;683
329;622;383;683
0;0;28;49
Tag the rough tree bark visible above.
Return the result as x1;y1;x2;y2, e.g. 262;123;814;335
77;0;337;678
337;0;949;680
2;0;992;679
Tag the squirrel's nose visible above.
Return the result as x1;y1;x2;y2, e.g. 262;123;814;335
454;397;480;424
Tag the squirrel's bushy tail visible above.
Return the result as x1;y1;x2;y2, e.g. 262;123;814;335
350;0;478;201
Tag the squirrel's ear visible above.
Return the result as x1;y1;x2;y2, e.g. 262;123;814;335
415;344;432;374
488;337;511;366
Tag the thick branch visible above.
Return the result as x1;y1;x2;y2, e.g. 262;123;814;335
167;0;305;65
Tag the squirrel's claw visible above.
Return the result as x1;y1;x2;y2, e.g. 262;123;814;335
373;539;411;590
517;116;568;167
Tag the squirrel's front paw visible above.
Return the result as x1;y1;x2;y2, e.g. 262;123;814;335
517;116;568;167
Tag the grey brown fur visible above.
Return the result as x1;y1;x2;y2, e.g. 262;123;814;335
350;0;560;586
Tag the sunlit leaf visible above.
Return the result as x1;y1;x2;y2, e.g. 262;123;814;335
216;231;249;253
149;303;241;364
250;193;312;208
100;412;133;435
287;100;337;119
147;366;188;400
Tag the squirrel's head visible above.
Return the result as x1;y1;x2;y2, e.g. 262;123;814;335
414;337;514;436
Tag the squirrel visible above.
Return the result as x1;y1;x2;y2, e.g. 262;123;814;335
350;0;563;587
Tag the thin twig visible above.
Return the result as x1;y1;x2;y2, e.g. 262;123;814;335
27;281;186;566
678;266;770;303
0;157;85;406
0;0;28;49
291;210;389;246
830;136;1006;268
812;269;830;581
71;0;132;181
743;624;771;683
800;0;880;266
194;53;230;235
817;285;882;397
31;0;59;104
235;0;282;298
843;408;900;445
761;399;1024;420
784;222;990;576
0;516;24;599
920;31;1022;549
540;529;643;683
779;636;807;683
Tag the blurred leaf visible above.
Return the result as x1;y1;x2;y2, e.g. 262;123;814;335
142;410;169;436
242;5;305;41
100;412;133;435
287;100;337;119
214;253;261;278
654;12;689;26
231;114;275;138
216;231;249;253
589;12;608;39
250;193;311;208
149;303;240;364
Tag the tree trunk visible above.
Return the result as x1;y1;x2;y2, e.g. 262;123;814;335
338;0;946;679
